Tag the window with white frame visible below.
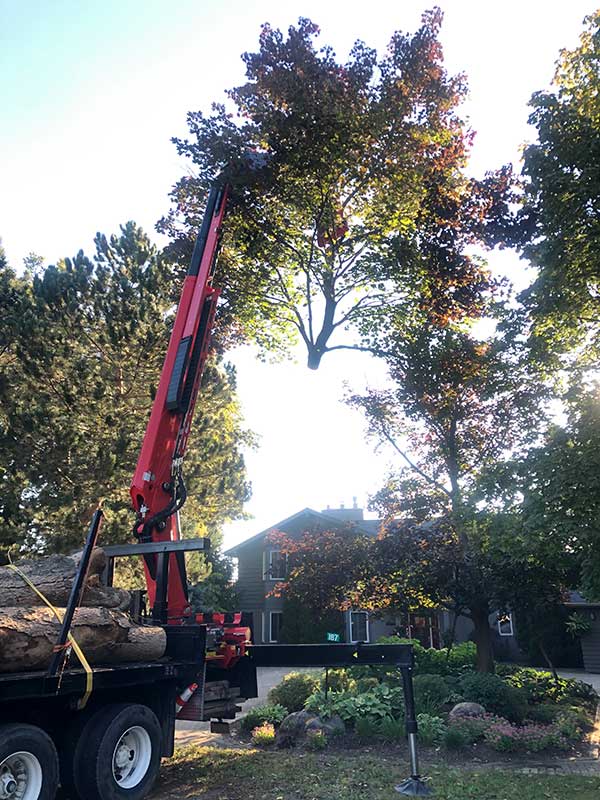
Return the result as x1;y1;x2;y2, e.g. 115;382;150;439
497;612;514;637
263;549;287;580
350;611;369;643
269;611;283;642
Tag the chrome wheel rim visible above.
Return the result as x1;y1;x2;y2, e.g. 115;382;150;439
0;751;43;800
112;726;151;789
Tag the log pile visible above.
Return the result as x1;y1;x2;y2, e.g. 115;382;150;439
0;548;166;673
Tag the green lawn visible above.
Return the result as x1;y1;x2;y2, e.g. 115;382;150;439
152;745;600;800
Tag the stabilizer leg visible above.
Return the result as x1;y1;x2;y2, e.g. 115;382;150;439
395;666;433;796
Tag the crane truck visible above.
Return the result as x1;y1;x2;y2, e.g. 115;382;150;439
0;169;427;800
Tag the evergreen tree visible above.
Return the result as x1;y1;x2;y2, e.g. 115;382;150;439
0;224;252;560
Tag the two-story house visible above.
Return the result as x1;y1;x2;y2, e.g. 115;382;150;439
224;504;391;644
226;504;521;657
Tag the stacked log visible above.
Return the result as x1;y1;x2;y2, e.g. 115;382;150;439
0;548;166;673
0;549;129;610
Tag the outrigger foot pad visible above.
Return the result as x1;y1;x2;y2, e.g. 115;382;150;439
395;777;433;796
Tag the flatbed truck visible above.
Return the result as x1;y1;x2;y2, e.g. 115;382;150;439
0;165;427;799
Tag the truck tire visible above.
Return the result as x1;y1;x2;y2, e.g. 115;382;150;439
72;703;162;800
0;723;58;800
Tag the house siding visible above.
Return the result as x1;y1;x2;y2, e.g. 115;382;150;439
235;541;265;608
580;613;600;673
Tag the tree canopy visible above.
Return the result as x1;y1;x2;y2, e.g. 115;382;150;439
160;10;513;368
521;10;600;368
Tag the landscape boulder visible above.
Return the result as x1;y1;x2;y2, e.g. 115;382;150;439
449;701;486;719
305;714;345;737
276;710;345;747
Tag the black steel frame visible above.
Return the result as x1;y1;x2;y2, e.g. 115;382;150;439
24;525;429;794
46;509;104;679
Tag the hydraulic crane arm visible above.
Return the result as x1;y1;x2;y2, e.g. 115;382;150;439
130;181;230;621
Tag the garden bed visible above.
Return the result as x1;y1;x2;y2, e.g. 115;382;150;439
236;640;599;761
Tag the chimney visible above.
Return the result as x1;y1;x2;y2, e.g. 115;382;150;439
321;500;364;522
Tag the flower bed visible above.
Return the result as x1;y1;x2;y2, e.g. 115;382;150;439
258;650;597;756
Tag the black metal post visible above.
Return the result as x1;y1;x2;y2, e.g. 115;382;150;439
395;664;432;796
152;551;170;624
46;509;103;678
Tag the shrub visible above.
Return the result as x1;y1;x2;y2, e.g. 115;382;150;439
321;668;357;694
378;715;405;741
355;716;379;740
240;704;288;732
555;707;590;741
505;668;599;708
445;642;478;675
375;636;476;678
564;679;599;707
356;676;380;693
525;703;560;724
484;720;568;753
443;725;467;750
268;672;320;712
413;674;451;715
447;713;500;744
417;713;446;746
251;722;276;746
495;663;520;677
460;673;528;723
306;730;328;751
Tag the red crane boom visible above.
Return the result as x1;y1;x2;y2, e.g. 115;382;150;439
130;181;229;622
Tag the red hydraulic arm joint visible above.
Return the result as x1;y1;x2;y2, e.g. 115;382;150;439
130;182;229;622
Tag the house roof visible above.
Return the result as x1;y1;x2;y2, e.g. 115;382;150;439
564;590;600;609
224;507;381;556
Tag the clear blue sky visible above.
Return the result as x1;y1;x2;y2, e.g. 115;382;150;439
1;1;596;548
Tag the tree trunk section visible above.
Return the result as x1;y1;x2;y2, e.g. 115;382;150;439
0;550;130;610
0;607;165;673
539;640;559;680
471;606;495;673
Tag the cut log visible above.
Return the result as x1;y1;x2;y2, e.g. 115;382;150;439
0;607;166;673
0;549;130;611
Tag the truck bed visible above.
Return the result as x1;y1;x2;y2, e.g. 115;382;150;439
0;658;199;702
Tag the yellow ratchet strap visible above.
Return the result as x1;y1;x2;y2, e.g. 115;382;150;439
7;562;93;709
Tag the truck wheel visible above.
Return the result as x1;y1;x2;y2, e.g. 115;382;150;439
0;723;58;800
73;703;161;800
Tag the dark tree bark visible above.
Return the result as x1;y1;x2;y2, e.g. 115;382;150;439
471;604;495;673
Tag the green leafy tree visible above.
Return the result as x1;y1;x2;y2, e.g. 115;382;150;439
521;10;600;368
493;384;600;601
350;320;558;672
275;319;568;672
278;596;344;645
160;11;512;368
188;552;240;613
0;224;253;560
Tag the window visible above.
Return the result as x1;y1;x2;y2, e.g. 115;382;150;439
350;611;369;643
270;611;283;642
263;549;287;580
497;612;514;637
